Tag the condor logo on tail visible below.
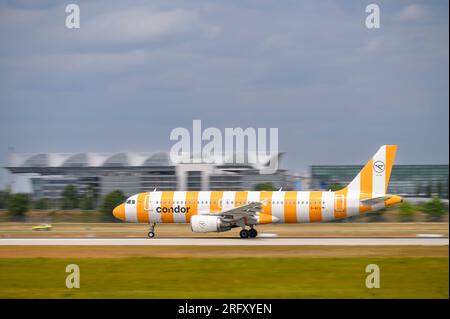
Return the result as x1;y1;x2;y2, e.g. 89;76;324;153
373;161;385;173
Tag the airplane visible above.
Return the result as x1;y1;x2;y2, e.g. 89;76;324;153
112;145;402;238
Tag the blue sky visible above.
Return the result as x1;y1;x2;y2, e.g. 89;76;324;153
0;0;448;189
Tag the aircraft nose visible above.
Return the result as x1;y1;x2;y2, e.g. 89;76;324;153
113;203;125;221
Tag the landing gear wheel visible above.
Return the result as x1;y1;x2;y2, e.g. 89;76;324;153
248;228;258;238
239;229;249;239
147;222;156;239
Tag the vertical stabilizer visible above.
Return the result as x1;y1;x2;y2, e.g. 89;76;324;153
346;145;397;196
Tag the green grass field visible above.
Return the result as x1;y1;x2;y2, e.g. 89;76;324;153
0;256;447;298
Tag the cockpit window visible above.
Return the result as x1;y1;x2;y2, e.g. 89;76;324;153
127;200;131;204
132;200;135;204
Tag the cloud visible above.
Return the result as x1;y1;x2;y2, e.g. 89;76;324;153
79;6;221;47
0;4;220;55
0;7;46;29
7;50;154;75
262;34;292;50
85;7;196;42
396;4;432;22
361;36;384;52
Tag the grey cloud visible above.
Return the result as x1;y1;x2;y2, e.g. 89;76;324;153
396;4;433;22
0;0;448;189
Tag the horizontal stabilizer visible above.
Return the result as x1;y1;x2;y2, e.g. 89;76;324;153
360;196;392;207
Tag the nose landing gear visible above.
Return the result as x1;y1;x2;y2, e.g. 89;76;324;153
147;223;156;238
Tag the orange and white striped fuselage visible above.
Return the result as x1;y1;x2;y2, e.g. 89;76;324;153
113;145;402;238
113;189;401;224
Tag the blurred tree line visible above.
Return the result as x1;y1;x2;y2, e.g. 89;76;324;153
254;183;276;191
361;197;448;222
0;185;126;221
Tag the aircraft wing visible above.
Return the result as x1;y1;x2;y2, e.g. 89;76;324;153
205;201;264;223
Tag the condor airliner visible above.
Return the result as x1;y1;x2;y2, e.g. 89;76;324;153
113;145;402;238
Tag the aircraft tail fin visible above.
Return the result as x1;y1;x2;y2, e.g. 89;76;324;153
346;145;397;196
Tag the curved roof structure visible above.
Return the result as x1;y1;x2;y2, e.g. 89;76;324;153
8;152;174;167
7;151;282;168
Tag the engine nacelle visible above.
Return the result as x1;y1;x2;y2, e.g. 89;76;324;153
190;215;230;233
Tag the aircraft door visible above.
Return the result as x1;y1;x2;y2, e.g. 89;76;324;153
335;194;344;212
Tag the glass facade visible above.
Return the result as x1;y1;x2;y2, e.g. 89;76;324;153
311;164;449;198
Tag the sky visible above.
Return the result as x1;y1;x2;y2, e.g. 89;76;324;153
0;0;448;190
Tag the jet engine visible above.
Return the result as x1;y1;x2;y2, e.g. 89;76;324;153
190;215;231;233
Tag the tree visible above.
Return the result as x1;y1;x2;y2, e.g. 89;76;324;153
8;193;29;219
100;190;126;220
61;184;79;209
446;178;449;199
421;197;447;222
254;183;276;191
368;208;386;222
425;182;433;198
436;181;443;198
80;187;95;210
0;191;10;209
415;183;422;197
398;201;415;222
328;183;343;191
34;198;49;210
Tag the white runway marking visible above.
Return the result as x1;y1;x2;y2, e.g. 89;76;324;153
258;233;278;238
416;234;445;238
0;238;448;246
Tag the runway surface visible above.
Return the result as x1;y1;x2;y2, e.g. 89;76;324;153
0;237;448;246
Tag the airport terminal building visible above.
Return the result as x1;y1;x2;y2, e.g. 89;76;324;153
311;164;449;198
5;152;448;201
5;152;297;200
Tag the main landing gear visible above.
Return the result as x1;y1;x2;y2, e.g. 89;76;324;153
239;227;258;239
147;223;156;238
